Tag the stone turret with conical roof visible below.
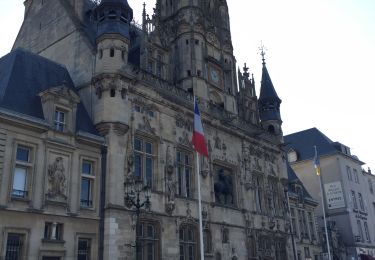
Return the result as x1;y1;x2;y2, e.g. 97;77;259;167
258;48;283;139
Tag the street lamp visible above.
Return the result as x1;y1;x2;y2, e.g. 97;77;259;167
124;177;151;260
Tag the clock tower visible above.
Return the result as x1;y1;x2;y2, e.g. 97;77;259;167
149;0;238;113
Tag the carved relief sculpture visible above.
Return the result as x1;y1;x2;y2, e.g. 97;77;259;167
47;157;67;200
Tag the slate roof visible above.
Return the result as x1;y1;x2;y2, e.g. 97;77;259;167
0;48;98;136
259;64;281;103
258;63;282;122
284;127;340;162
287;163;313;199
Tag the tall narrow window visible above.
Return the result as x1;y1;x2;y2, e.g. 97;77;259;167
353;169;359;183
54;109;65;131
347;166;352;181
177;150;193;198
156;54;163;78
269;180;278;215
308;212;316;240
81;160;95;208
5;233;24;260
78;238;91;260
203;229;212;254
358;193;365;211
12;146;31;198
255;176;263;212
357;220;364;241
290;208;297;235
351;191;358;210
364;222;371;242
137;221;160;260
134;138;154;187
369;179;373;194
179;225;197;260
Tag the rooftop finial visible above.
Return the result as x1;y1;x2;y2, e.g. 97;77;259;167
258;42;267;66
243;63;250;78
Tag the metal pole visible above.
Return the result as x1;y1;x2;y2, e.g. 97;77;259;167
135;192;140;260
196;152;205;260
284;188;297;260
318;170;332;260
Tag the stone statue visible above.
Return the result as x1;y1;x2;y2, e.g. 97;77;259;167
47;157;67;199
214;168;233;205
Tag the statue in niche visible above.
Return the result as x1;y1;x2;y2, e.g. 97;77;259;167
165;145;174;174
166;174;176;203
201;156;209;178
214;168;234;205
165;145;176;215
214;133;222;150
47;157;67;199
253;158;262;172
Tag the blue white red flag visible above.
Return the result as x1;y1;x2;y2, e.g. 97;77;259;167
192;98;209;157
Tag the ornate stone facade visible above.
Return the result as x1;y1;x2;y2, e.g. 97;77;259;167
0;0;295;259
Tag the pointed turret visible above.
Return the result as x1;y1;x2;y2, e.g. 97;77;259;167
258;49;283;138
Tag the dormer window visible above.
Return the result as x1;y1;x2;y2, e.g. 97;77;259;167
39;84;80;134
54;109;65;132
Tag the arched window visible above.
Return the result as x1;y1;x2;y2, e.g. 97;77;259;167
268;125;275;134
179;225;198;260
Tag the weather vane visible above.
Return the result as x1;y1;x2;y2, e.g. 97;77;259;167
258;42;267;65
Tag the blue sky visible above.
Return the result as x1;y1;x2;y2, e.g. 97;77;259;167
0;0;374;169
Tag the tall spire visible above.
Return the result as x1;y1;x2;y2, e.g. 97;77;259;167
258;46;282;136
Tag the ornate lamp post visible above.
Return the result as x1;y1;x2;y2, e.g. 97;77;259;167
124;177;151;260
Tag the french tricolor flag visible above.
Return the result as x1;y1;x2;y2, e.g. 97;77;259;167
192;98;209;157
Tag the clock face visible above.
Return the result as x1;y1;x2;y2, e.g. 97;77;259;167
210;68;220;84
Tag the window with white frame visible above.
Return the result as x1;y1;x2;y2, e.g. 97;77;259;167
80;160;95;208
12;145;32;199
54;109;65;132
134;137;154;188
77;238;91;260
176;150;193;198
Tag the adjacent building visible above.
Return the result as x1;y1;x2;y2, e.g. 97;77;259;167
285;128;375;260
0;0;294;259
287;164;322;260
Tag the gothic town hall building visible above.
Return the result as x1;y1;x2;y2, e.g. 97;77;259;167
0;0;293;259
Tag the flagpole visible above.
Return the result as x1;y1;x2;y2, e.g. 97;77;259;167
315;146;331;260
196;152;205;260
